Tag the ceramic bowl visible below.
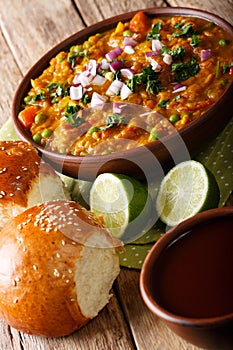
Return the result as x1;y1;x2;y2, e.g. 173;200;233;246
12;7;233;180
140;206;233;350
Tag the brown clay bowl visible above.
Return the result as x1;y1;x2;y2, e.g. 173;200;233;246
140;206;233;350
12;7;233;180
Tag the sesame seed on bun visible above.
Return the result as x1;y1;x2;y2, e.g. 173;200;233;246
0;140;68;230
0;200;121;337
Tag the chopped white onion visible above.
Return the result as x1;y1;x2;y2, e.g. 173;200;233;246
106;80;123;96
163;54;173;65
105;47;123;61
120;68;135;79
90;92;107;109
120;83;132;100
70;85;84;100
91;74;106;86
152;39;163;52
124;45;135;54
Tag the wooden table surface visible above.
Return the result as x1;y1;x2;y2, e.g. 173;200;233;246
0;1;232;349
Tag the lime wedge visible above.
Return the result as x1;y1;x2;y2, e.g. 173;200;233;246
156;160;220;227
90;173;152;240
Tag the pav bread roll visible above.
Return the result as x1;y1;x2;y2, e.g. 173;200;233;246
0;200;121;337
0;140;68;229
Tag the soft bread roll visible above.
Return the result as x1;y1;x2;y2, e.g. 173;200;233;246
0;200;121;337
0;141;68;229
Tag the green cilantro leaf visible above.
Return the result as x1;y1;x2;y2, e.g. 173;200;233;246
171;57;199;82
147;22;162;41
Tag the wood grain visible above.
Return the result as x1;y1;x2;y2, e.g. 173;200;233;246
169;0;233;25
0;32;21;125
0;0;84;75
18;293;135;350
74;0;166;25
0;0;232;349
115;269;204;350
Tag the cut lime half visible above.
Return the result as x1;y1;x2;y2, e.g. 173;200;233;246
156;160;220;227
90;173;152;240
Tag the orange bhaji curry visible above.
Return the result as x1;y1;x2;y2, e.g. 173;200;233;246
18;11;233;156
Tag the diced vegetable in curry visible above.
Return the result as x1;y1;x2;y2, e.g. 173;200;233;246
18;11;233;156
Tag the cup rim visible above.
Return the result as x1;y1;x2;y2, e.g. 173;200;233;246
140;206;233;326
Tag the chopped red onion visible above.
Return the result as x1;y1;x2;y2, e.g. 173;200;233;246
105;47;123;61
146;57;161;70
70;85;84;100
124;46;135;54
172;84;187;93
163;54;173;65
152;39;163;52
73;74;80;84
201;49;211;61
86;59;97;76
123;37;137;47
97;59;110;73
120;83;132;100
113;102;127;114
120;68;135;79
109;60;125;73
106;80;123;96
78;70;93;87
91;74;106;86
90;92;107;109
145;51;160;57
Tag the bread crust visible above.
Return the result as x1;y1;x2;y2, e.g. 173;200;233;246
0;141;58;207
0;200;120;337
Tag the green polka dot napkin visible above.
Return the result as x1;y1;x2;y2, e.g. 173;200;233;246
0;117;232;269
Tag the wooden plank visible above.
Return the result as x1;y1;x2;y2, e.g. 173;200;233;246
0;30;22;125
0;320;22;350
116;269;203;350
74;0;167;25
168;0;233;25
0;0;84;75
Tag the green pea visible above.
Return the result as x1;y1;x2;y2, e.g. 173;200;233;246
41;129;52;138
87;126;99;134
57;56;64;63
149;131;160;142
123;30;132;37
101;150;111;155
32;133;42;144
219;39;227;46
169;113;180;123
83;41;92;49
24;96;32;104
34;113;46;124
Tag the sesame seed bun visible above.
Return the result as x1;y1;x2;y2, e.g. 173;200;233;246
0;141;68;230
0;200;121;337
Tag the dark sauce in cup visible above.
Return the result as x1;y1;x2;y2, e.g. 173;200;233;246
151;216;233;318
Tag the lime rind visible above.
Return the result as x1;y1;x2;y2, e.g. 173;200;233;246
90;173;153;240
156;160;220;227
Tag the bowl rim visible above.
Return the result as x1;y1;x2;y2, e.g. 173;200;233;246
140;206;233;327
12;6;233;167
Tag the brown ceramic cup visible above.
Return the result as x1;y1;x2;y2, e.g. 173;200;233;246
140;207;233;350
